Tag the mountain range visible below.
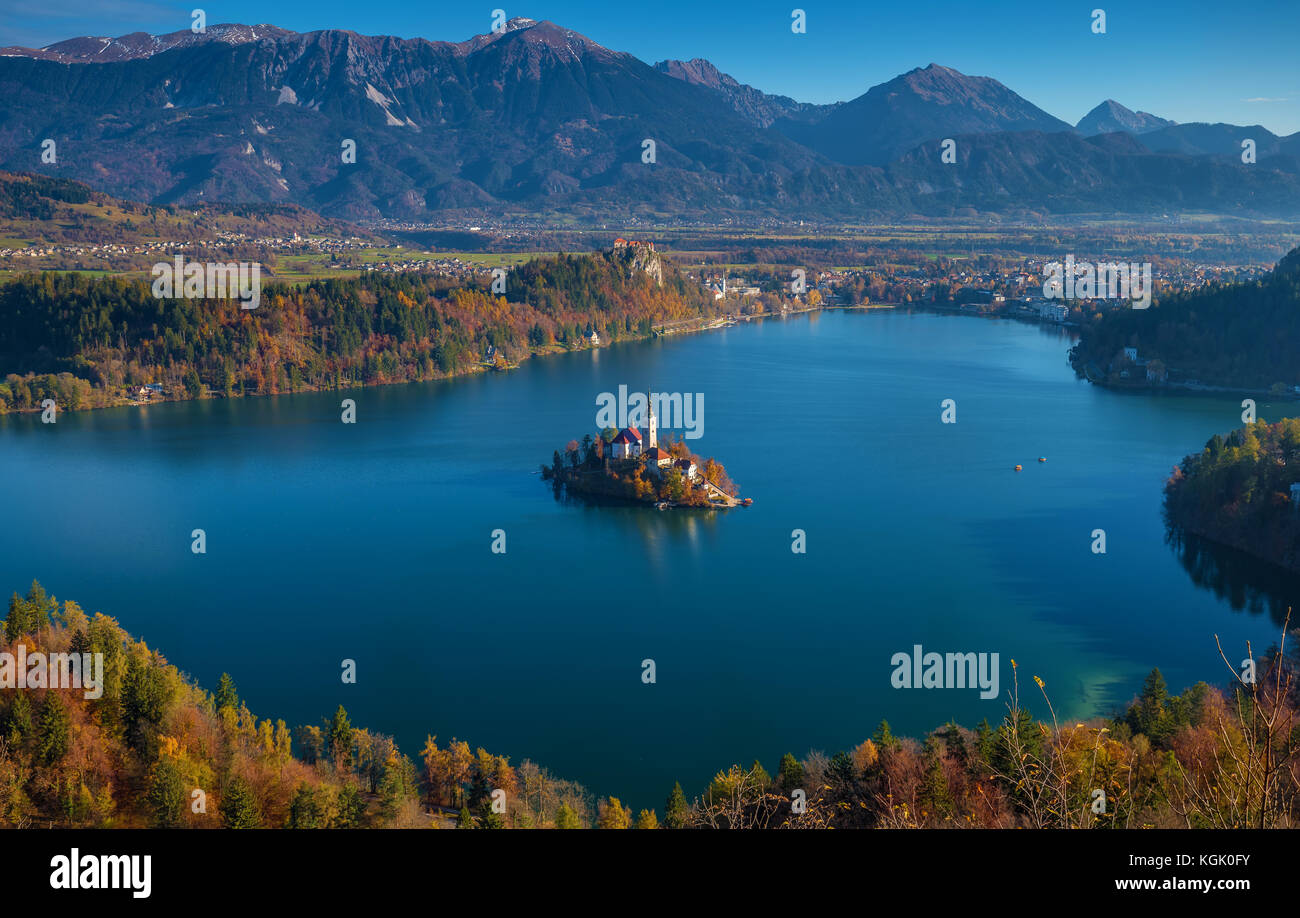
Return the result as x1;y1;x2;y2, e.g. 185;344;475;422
1;18;1297;221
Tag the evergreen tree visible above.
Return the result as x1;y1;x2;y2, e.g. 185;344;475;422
68;628;90;657
919;739;953;819
326;705;354;765
4;691;33;748
938;722;969;768
36;694;70;766
1130;668;1171;741
975;718;996;763
873;719;899;750
379;755;414;820
334;783;365;828
456;806;475;829
829;751;856;785
214;673;239;712
121;652;168;753
554;803;580;829
664;781;688;829
776;753;805;791
288;784;324;828
5;592;32;643
219;777;261;829
25;580;54;627
477;798;505;829
146;757;187;828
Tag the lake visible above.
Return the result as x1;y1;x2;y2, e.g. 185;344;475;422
2;308;1294;811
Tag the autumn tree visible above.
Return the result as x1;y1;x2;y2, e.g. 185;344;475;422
597;797;632;829
635;808;659;829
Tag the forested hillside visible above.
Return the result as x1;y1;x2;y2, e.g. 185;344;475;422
1165;418;1300;572
1072;245;1300;389
5;579;1299;829
0;248;715;413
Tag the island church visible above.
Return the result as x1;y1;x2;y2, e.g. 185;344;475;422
610;395;697;481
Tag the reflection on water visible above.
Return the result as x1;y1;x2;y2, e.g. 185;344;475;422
549;482;724;564
1167;525;1300;626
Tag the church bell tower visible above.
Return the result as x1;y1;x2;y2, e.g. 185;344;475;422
647;388;657;449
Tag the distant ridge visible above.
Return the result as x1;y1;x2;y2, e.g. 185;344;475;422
653;58;834;127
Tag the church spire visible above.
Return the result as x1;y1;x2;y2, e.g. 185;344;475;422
647;386;657;449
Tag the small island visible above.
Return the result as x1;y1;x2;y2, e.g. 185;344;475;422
542;401;744;509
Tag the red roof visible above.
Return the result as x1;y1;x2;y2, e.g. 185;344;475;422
612;427;643;444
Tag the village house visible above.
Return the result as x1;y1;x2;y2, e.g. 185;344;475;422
644;446;673;469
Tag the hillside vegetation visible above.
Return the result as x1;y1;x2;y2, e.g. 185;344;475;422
1165;418;1300;572
0;248;715;413
1072;245;1300;390
4;580;1299;829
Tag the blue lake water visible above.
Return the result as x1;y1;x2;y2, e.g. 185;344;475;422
1;309;1293;810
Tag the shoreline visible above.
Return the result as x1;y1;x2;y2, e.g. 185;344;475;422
3;300;876;418
16;297;1289;419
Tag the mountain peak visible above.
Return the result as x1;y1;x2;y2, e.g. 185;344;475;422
1077;99;1175;135
793;62;1071;165
456;17;614;60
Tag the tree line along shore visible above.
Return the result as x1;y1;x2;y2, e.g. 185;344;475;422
0;246;822;415
4;578;1299;829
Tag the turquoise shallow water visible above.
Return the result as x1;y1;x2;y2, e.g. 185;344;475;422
1;308;1292;810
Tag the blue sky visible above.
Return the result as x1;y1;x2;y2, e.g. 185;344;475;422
2;0;1297;134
